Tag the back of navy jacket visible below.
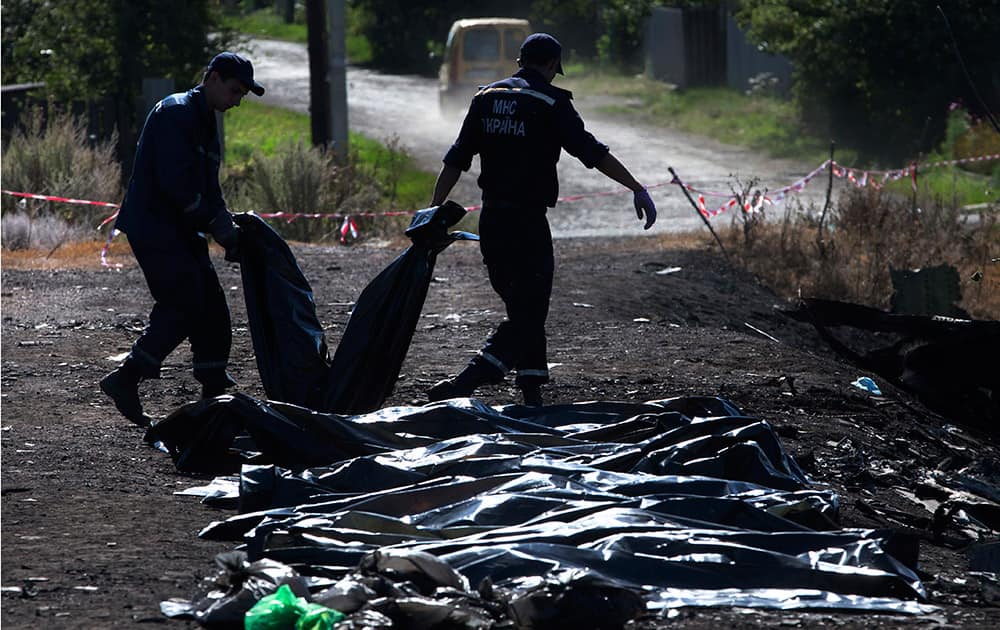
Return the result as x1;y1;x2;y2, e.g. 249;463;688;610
443;67;609;208
115;86;228;240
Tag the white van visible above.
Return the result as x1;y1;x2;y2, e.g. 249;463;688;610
438;18;532;117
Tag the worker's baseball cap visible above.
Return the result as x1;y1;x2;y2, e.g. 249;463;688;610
519;33;564;75
207;52;265;96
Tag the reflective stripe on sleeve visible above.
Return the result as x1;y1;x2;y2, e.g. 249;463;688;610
476;86;556;106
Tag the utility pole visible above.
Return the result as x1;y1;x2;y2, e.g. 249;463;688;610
327;0;349;161
306;0;331;148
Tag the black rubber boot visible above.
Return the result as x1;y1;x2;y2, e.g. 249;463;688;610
99;360;151;427
520;384;543;407
198;371;238;400
427;363;499;402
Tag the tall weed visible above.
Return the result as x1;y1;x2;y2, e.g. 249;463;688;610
724;189;999;320
224;140;408;243
1;211;88;252
2;109;121;219
1;108;122;250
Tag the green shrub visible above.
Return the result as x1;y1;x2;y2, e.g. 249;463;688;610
735;0;999;163
225;139;409;242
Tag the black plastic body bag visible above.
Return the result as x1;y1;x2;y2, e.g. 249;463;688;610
232;201;476;414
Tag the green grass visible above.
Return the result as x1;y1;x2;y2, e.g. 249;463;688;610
350;134;433;210
222;7;307;43
224;100;311;163
883;156;998;207
224;100;433;211
560;67;838;164
222;7;372;63
560;65;1000;206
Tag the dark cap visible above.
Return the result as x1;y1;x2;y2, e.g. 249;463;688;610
519;33;564;75
207;52;265;96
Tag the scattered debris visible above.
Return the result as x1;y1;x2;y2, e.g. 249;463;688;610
783;298;1000;433
851;376;882;396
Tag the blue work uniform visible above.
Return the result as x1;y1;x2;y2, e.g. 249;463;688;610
442;67;609;386
113;86;235;389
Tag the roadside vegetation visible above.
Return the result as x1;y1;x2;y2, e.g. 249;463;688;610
1;110;122;253
0;102;432;252
220;3;372;64
562;65;998;209
561;66;839;164
690;160;999;321
223;100;432;242
3;1;996;318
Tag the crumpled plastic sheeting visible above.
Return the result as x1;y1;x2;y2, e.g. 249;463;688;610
160;550;310;626
234;202;477;415
164;396;935;617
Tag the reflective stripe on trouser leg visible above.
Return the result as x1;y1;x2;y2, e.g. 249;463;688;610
515;367;549;387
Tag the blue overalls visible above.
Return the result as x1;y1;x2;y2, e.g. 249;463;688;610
113;87;234;390
442;67;609;388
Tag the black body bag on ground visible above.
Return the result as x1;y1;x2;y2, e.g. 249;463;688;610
233;201;476;414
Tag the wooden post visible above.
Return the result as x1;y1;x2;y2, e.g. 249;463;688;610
668;167;729;263
816;141;835;256
327;0;349;162
306;0;331;148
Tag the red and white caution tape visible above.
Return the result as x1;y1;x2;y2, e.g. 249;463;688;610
674;150;1000;220
339;216;359;244
4;149;998;250
1;189;122;209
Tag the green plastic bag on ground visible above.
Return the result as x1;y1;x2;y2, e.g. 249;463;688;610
296;602;345;630
244;584;344;630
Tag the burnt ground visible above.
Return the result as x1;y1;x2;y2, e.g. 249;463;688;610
2;234;999;628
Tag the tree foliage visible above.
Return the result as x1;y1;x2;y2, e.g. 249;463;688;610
347;0;497;75
347;0;664;75
2;0;237;103
735;0;1000;161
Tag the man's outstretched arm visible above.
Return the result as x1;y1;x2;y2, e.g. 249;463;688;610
431;164;463;206
595;152;642;192
595;153;657;230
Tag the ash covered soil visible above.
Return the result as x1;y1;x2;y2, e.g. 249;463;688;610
2;234;999;628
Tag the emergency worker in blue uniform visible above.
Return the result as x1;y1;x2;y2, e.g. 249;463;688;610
427;33;657;406
99;52;265;426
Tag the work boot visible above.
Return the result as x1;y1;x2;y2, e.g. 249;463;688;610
520;384;543;407
199;371;238;400
427;363;498;402
99;362;151;428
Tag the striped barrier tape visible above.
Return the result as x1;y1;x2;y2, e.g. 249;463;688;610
674;151;999;219
4;151;997;258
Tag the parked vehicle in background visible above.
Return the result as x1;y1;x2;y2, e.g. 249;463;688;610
438;18;531;118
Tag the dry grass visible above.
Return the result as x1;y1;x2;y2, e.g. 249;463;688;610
1;109;122;229
3;239;137;270
224;137;413;244
7;192;997;325
715;188;1000;320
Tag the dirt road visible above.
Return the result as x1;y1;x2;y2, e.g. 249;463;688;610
2;236;998;627
247;39;833;238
